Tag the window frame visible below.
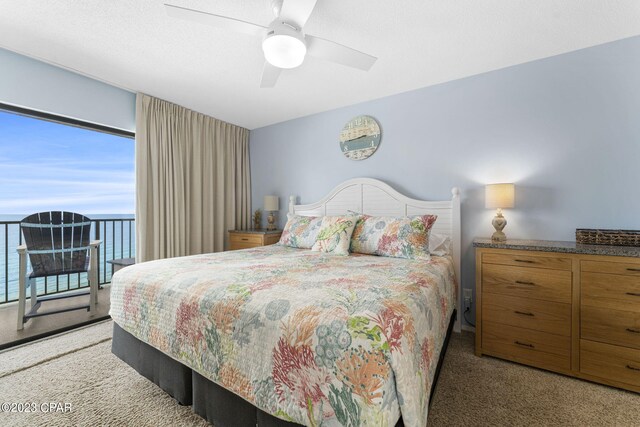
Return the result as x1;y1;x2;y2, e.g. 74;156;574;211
0;102;134;139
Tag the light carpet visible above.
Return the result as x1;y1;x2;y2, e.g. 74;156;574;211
0;320;638;426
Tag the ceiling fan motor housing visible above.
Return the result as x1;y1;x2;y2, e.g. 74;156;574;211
270;0;283;17
262;20;307;69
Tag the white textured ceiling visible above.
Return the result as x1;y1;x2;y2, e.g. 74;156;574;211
1;1;640;129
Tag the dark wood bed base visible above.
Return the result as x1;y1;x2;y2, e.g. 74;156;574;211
112;309;456;426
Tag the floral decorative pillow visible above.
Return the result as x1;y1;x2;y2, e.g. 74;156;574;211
278;214;324;249
311;216;359;255
350;214;438;259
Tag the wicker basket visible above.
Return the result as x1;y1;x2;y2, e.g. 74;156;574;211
575;229;640;247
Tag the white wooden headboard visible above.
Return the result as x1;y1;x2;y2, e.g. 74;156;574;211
288;177;462;332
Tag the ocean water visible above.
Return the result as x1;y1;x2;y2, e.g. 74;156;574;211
0;214;136;303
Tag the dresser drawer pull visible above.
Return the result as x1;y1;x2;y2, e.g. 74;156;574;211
514;341;535;348
626;292;640;297
627;364;640;372
241;238;249;241
515;280;535;286
514;310;534;317
627;268;640;272
514;259;535;263
626;328;640;334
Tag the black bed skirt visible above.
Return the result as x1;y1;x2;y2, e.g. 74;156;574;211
111;309;456;426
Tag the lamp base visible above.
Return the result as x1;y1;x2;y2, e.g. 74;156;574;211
491;209;507;242
491;231;507;242
267;212;276;231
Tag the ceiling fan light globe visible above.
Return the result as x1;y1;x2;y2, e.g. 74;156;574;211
262;34;306;69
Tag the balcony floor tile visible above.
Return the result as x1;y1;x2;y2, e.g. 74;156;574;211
0;286;111;349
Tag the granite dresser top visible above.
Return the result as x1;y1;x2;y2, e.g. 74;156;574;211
228;229;282;235
473;238;640;258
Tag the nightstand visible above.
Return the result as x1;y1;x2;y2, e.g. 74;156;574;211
228;229;282;250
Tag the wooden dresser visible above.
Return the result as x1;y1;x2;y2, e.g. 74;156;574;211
228;229;282;251
474;238;640;393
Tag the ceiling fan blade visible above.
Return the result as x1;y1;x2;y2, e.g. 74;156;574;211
279;0;318;29
260;62;282;88
306;36;377;71
164;4;266;37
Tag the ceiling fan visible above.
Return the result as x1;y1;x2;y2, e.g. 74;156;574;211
164;0;377;88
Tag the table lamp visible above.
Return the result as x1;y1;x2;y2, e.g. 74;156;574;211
485;183;515;242
264;195;279;231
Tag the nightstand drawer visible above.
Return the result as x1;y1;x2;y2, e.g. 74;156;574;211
228;230;282;251
482;263;572;303
582;306;640;350
582;260;640;276
229;234;264;245
483;321;571;372
230;242;261;250
581;339;640;387
483;252;571;271
582;272;640;312
482;293;570;336
263;234;282;246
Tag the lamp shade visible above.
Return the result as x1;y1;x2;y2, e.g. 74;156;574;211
485;183;515;209
264;195;279;211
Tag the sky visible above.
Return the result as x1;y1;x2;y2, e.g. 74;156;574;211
0;110;134;215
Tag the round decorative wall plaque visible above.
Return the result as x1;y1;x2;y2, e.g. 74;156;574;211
339;115;381;161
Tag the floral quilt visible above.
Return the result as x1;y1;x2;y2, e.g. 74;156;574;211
109;245;456;427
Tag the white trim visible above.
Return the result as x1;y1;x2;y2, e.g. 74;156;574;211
289;177;462;333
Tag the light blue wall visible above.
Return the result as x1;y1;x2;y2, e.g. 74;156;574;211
0;48;135;131
250;35;640;325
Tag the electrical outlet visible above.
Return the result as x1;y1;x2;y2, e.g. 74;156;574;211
463;289;473;310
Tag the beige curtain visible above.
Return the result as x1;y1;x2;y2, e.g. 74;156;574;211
135;93;251;262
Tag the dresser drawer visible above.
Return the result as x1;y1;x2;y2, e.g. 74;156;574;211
482;321;571;372
581;339;640;387
581;272;640;312
582;306;640;350
482;293;571;336
482;252;572;271
482;263;572;303
582;260;640;276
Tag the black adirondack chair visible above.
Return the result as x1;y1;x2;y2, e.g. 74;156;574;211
17;212;101;330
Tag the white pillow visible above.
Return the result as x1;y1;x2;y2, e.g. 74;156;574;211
429;233;451;256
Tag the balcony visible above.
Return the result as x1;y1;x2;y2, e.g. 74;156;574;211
0;217;135;348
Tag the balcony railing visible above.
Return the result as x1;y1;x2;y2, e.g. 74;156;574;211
0;217;135;304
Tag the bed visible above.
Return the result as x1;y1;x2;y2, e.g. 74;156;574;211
110;178;461;427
